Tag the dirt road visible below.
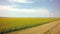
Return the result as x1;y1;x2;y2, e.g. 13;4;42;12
8;20;60;34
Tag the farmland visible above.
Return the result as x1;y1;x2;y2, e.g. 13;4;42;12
0;18;60;33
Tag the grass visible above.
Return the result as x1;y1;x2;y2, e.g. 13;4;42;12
0;18;60;33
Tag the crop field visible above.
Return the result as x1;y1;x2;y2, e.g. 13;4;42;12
0;18;60;33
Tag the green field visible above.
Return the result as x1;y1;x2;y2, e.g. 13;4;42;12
0;18;60;33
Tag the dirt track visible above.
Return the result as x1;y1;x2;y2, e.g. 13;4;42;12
8;20;60;34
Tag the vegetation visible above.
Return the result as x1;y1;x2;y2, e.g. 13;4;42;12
0;18;60;33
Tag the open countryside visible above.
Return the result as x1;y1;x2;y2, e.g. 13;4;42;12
8;20;60;34
0;18;60;34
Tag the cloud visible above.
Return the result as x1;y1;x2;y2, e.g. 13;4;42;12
0;5;50;17
8;0;34;3
0;0;11;5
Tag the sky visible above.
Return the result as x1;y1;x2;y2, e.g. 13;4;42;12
0;0;60;17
